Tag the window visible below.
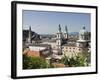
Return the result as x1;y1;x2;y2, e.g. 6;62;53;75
58;42;59;45
79;49;81;51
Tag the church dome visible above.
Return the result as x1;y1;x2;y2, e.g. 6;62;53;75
78;26;89;41
79;26;88;35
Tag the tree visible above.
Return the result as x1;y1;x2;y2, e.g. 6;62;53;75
23;55;48;69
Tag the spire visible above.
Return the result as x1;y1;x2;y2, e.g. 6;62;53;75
83;25;86;30
58;24;61;32
65;25;68;33
29;26;31;32
28;26;31;43
64;25;68;39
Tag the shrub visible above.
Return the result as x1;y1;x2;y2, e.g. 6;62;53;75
61;52;90;67
23;54;48;69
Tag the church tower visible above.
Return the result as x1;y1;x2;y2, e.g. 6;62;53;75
77;26;90;48
64;25;68;39
28;26;32;43
56;24;63;54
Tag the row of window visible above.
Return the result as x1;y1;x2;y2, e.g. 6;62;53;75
65;47;76;49
65;49;81;52
63;47;82;52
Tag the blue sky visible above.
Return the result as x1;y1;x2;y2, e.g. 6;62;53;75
23;10;90;34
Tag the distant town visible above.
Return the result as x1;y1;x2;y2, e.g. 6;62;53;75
23;24;91;69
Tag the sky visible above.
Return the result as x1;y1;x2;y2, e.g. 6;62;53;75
23;10;90;34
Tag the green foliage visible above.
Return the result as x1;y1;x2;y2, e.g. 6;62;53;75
23;55;48;69
23;51;91;69
61;52;90;67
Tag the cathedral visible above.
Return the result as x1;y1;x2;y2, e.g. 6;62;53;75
24;24;91;58
56;24;91;57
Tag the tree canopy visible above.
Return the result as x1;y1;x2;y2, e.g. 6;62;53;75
23;55;48;69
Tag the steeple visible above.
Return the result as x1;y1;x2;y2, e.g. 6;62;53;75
56;24;63;55
65;25;68;33
29;26;31;32
28;26;32;43
58;24;61;33
64;25;68;39
83;25;86;30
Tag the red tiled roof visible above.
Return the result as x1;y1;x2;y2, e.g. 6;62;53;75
26;51;40;57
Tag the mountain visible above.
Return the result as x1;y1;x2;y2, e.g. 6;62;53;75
23;30;41;41
40;34;56;38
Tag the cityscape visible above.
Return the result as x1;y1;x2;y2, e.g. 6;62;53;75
22;10;91;69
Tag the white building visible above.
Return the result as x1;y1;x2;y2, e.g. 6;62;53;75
56;25;90;57
25;25;90;58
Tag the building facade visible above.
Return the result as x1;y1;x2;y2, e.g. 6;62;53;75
57;26;91;57
23;25;90;58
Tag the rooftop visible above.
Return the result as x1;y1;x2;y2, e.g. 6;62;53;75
62;43;77;47
29;46;46;51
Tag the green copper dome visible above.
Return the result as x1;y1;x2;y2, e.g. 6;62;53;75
79;26;88;35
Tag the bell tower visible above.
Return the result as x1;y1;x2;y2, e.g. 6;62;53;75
64;25;68;39
28;26;32;43
56;24;62;54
